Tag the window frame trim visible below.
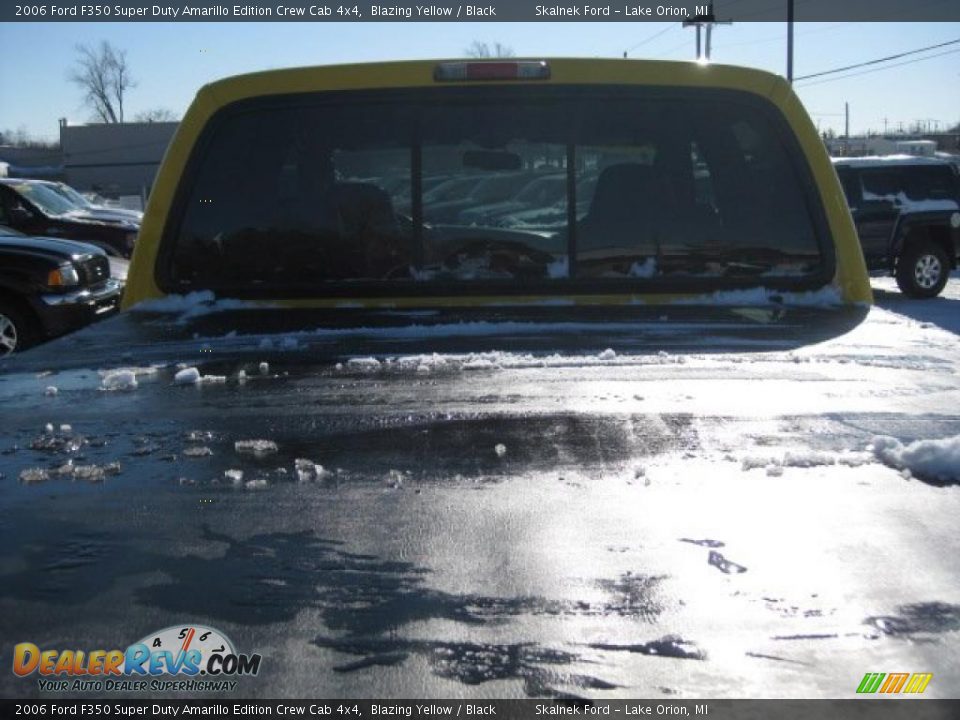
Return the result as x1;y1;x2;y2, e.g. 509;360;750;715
155;84;836;300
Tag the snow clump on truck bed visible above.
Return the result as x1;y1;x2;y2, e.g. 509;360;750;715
870;435;960;484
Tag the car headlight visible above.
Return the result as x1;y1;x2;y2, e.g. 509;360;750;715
48;264;80;288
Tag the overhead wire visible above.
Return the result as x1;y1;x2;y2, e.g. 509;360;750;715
795;37;960;81
623;24;676;55
795;46;960;87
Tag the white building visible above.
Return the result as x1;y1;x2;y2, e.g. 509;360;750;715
827;136;938;158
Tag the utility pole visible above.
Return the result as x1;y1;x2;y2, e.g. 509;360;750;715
844;102;850;156
683;3;731;62
787;0;795;83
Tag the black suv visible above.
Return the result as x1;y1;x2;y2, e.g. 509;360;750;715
833;157;960;297
0;225;122;355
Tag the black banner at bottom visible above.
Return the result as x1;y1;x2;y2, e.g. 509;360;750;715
1;700;958;719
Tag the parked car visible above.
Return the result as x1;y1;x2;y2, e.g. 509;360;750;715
0;224;123;354
833;156;960;297
498;174;599;230
42;180;144;223
422;175;486;204
0;179;139;258
458;173;567;226
424;171;540;224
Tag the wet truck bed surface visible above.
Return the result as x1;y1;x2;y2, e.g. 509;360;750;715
1;284;959;699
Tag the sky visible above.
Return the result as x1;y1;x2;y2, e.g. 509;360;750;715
1;20;958;142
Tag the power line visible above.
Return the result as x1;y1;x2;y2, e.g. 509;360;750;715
624;24;676;55
795;37;960;81
796;47;960;88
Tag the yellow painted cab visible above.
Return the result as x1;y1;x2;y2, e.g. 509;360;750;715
122;58;871;311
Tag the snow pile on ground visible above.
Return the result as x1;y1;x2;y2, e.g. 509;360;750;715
235;439;278;458
101;369;138;391
98;365;162;391
741;456;777;471
338;348;690;376
173;367;226;386
741;450;874;474
223;469;244;484
19;468;50;484
870;435;960;484
347;357;381;371
782;450;841;468
295;459;329;482
198;374;227;384
384;469;406;489
174;368;201;385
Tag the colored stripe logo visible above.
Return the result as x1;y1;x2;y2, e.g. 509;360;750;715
857;672;932;694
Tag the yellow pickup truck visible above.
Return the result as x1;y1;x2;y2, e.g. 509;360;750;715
14;61;942;705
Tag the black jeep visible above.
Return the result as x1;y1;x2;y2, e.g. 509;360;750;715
833;157;960;297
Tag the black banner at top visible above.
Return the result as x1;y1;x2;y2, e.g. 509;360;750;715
1;700;959;719
4;0;960;22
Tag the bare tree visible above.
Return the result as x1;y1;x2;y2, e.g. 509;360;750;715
134;108;179;123
0;126;53;148
69;41;135;123
464;41;515;59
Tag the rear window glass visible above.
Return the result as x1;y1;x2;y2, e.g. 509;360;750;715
164;87;828;295
902;166;956;202
860;169;901;200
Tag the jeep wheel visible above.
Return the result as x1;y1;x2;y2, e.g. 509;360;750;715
895;241;950;298
0;301;38;356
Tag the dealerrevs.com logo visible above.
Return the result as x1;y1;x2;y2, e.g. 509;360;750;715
13;625;262;693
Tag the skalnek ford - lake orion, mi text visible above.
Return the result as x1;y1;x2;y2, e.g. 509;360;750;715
536;4;707;16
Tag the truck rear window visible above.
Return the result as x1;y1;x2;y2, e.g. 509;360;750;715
162;86;830;297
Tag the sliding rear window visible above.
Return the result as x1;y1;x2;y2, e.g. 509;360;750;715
161;86;831;297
